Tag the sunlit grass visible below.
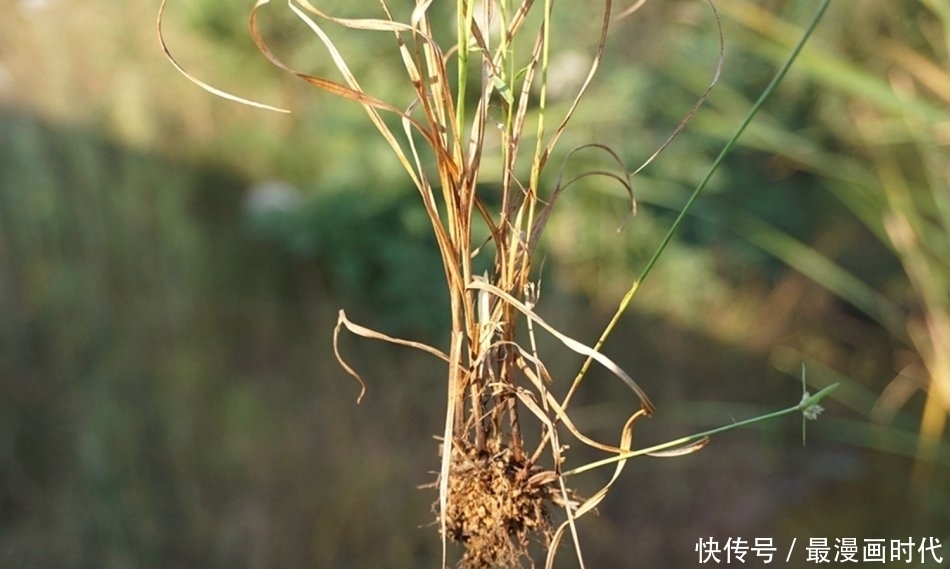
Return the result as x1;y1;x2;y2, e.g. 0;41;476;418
4;0;945;567
157;0;836;567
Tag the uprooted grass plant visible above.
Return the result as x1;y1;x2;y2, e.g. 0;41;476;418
159;0;833;566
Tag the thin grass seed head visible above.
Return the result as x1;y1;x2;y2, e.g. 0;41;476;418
801;389;822;447
800;391;825;421
799;363;823;420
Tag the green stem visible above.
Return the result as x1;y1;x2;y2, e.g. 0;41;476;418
568;0;833;402
563;383;838;477
638;0;830;287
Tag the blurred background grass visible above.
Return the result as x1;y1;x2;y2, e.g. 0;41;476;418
1;0;948;567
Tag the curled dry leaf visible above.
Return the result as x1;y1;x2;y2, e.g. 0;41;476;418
333;309;449;403
156;0;291;113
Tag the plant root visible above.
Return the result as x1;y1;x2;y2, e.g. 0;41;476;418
437;439;565;569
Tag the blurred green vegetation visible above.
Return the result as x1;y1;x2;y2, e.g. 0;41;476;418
1;0;948;568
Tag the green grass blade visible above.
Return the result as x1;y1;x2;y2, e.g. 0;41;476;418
567;0;833;403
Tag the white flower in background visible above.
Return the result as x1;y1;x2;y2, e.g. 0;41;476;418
244;180;302;218
545;50;591;101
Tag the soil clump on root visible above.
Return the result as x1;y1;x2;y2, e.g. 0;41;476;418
438;440;565;569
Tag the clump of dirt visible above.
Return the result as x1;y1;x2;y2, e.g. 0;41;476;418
439;441;564;569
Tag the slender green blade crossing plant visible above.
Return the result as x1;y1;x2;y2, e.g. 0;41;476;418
667;0;949;492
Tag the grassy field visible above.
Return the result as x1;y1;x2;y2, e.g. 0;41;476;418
1;0;947;567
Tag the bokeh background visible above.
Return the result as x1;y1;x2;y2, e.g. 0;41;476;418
1;0;948;567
